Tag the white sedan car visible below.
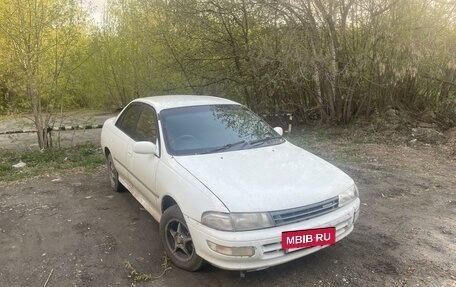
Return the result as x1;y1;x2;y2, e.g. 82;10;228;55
100;95;360;272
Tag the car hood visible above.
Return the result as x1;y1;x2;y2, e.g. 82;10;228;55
173;142;354;212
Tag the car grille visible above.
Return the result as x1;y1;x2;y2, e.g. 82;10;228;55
270;196;339;226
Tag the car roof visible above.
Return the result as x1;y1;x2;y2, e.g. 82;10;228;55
133;95;239;112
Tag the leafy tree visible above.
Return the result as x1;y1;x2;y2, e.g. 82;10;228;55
0;0;88;148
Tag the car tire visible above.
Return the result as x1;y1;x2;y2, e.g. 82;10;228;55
107;153;124;192
160;205;204;271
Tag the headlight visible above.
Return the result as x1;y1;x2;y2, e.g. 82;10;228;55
231;213;274;231
201;212;274;231
200;212;233;231
339;184;359;207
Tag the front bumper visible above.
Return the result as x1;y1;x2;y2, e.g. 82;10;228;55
186;198;360;271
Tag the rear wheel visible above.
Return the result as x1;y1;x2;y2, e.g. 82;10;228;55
106;153;123;192
160;205;204;271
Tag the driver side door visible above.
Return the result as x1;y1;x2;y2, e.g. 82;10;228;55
127;104;161;220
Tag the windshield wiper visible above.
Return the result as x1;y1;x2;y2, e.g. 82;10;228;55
248;135;283;146
200;140;247;154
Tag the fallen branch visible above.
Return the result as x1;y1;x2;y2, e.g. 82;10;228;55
43;268;54;287
124;253;172;282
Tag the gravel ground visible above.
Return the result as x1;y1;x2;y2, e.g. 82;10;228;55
0;123;455;287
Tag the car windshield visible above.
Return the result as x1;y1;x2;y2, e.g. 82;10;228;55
160;104;284;155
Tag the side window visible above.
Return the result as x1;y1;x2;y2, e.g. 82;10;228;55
136;107;158;142
115;104;142;139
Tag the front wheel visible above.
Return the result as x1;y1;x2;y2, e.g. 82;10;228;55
159;205;204;271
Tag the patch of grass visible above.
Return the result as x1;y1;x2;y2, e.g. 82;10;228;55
0;143;105;181
351;136;365;144
124;261;152;282
333;144;367;164
285;129;321;149
350;133;377;144
285;126;336;149
124;253;172;282
285;133;309;148
285;128;368;164
315;128;327;140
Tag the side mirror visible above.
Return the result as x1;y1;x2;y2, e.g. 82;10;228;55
133;141;157;155
273;127;283;136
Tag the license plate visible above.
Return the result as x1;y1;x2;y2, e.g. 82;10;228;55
282;227;336;252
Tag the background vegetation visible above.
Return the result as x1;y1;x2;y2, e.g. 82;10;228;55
0;143;104;180
0;0;455;148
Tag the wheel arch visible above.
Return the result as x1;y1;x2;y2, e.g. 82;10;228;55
162;195;177;214
104;147;111;158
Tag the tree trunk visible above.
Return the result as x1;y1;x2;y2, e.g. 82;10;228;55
27;70;47;149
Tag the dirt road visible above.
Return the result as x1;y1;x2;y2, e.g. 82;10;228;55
0;132;455;287
0;111;115;150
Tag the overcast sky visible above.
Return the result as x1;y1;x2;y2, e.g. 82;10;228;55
82;0;107;25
